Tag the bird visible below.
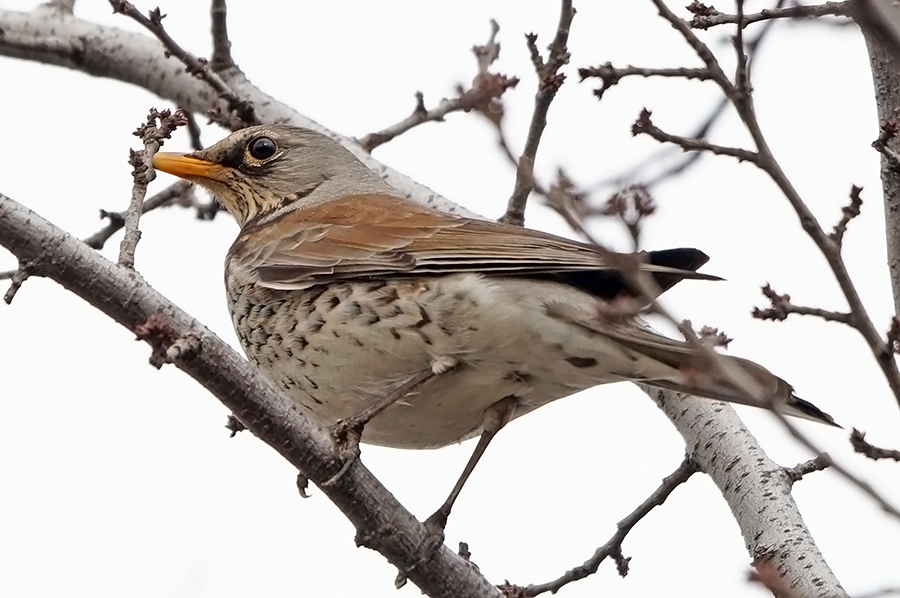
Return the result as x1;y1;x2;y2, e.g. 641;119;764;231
152;124;836;529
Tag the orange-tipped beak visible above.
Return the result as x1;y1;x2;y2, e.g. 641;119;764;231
152;153;222;181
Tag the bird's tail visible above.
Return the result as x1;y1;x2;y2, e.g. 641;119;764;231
644;355;839;427
546;302;839;427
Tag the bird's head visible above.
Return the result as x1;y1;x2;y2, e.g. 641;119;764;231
152;125;387;227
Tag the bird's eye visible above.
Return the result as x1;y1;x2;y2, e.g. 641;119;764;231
248;137;277;160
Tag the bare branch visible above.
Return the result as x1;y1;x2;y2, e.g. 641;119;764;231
182;109;205;151
0;192;501;598
3;260;32;304
631;108;758;162
830;185;864;247
752;283;852;325
0;6;478;217
500;0;575;226
579;63;711;100
118;108;187;269
108;0;257;127
524;456;698;596
358;22;519;152
650;389;848;596
851;428;900;461
209;0;233;71
83;181;195;250
688;0;852;30
650;0;900;412
650;0;734;94
771;409;900;520
581;6;779;191
784;454;832;483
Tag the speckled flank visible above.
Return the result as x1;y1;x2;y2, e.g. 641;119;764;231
226;267;679;449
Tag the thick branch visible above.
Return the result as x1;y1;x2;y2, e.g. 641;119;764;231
0;193;500;598
0;6;477;217
209;0;233;71
861;2;900;314
108;0;257;127
647;388;849;598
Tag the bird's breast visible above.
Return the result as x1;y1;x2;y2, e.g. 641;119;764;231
224;271;653;448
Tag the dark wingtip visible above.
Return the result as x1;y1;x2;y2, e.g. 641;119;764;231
647;248;710;272
645;248;719;293
791;396;842;428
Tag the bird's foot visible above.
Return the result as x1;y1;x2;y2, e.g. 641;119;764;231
423;505;450;540
320;419;363;488
392;512;448;589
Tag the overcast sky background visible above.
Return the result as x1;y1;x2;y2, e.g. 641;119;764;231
1;1;898;597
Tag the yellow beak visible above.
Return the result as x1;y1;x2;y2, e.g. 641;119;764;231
152;153;222;181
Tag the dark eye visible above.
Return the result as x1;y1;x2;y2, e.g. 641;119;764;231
248;137;277;160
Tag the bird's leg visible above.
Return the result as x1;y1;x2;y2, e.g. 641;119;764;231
323;369;438;489
330;369;436;445
424;396;517;535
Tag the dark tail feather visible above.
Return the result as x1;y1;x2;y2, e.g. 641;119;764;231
546;247;718;300
644;248;712;293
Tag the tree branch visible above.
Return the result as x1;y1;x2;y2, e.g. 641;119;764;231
648;388;849;598
108;0;257;127
648;0;900;411
0;192;501;598
118;108;187;269
209;0;233;71
688;0;852;30
357;21;519;152
523;456;698;596
0;6;857;595
500;0;575;226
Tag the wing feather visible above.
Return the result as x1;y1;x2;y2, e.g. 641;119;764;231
228;194;718;291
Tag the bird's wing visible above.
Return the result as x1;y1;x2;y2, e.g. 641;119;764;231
229;193;718;291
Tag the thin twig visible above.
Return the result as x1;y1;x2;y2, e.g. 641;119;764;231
83;181;194;250
583;6;780;192
579;64;711;100
118;108;188;269
182;110;204;151
632;108;758;162
830;185;864;247
524;456;698;596
771;409;900;519
360;92;508;152
651;0;900;411
752;283;852;325
850;429;900;461
500;0;575;226
3;260;32;304
357;22;519;152
209;0;233;71
688;0;852;30
108;1;257;126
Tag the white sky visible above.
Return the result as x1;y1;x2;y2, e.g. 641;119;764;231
1;1;898;597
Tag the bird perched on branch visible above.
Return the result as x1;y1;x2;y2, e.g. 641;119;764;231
152;124;836;529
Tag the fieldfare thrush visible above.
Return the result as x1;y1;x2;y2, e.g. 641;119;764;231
152;125;836;530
